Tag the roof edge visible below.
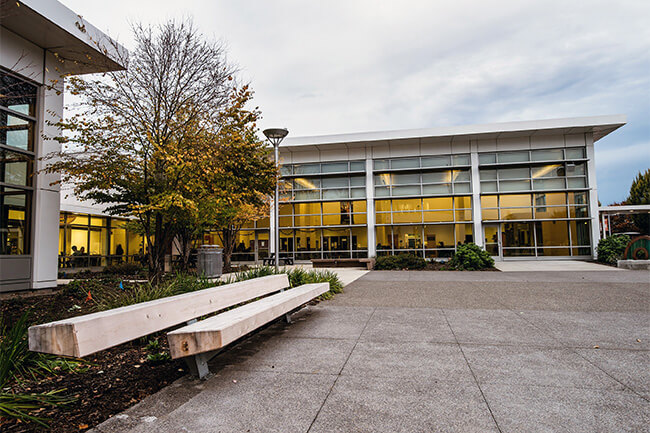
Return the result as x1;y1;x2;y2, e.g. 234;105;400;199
281;114;627;147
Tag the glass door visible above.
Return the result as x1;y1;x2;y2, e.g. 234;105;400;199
483;223;502;259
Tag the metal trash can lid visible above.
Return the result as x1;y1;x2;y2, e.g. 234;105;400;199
198;244;223;251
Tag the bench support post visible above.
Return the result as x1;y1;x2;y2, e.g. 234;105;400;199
185;350;220;380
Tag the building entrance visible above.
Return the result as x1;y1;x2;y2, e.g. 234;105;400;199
483;224;502;260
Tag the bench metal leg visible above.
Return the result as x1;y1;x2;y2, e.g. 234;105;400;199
183;319;219;380
284;313;292;324
185;349;221;380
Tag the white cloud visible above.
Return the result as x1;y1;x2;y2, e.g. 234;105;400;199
59;0;650;203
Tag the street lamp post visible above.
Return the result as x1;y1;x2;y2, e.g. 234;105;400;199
263;128;289;272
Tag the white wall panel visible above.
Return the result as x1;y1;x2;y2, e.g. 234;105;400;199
565;133;586;148
531;134;564;149
496;136;528;151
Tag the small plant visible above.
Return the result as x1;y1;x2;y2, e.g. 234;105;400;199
375;253;427;270
146;352;171;364
448;243;494;270
597;234;631;265
145;339;161;351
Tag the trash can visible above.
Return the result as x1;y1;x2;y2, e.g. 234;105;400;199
197;245;223;278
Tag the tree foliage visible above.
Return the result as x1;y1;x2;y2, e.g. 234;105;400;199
627;169;650;234
448;243;495;270
44;19;276;279
596;234;631;265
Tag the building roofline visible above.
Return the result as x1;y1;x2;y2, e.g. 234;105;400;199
599;204;650;214
2;0;126;74
281;115;626;149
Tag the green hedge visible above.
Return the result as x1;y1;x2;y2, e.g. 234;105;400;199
375;253;427;270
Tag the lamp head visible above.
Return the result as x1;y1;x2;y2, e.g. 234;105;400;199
263;128;289;145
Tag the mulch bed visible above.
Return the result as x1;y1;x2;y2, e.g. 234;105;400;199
1;286;186;433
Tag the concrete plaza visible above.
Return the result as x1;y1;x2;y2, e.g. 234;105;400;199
94;269;649;433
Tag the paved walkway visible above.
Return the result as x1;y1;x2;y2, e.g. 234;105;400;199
494;259;620;272
94;269;649;433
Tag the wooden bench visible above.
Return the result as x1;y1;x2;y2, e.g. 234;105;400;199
167;282;327;378
311;258;374;270
29;275;328;378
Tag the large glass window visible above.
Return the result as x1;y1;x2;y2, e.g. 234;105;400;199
59;213;145;268
1;187;29;254
1;70;37;256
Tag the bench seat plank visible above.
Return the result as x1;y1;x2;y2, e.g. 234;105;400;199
167;283;328;359
29;274;289;357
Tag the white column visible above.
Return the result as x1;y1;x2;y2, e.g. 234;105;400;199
365;156;376;257
32;52;63;289
585;133;600;259
470;150;483;248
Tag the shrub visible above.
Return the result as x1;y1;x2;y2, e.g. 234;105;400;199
289;269;343;300
597;234;631;265
0;313;80;426
93;273;214;311
375;253;427;270
103;262;144;276
448;243;494;271
232;265;279;282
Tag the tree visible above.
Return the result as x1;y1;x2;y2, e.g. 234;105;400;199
207;87;276;271
170;86;277;272
627;169;650;234
44;19;240;282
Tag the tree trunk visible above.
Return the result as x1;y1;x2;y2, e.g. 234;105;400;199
219;227;236;273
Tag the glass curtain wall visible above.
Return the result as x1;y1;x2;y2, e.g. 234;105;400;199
373;155;473;258
59;212;145;268
226;160;369;261
1;69;37;256
479;148;591;257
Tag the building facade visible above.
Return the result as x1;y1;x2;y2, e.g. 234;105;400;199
0;0;124;292
229;116;624;262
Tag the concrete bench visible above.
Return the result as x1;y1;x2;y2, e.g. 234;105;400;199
167;282;328;378
28;275;292;358
311;258;374;270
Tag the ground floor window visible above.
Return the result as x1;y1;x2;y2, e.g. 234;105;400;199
483;220;591;258
376;223;473;258
58;212;145;268
0;187;30;254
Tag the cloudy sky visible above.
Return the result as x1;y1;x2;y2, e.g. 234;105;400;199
60;0;649;205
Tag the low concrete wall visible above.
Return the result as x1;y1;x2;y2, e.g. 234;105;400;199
617;260;650;270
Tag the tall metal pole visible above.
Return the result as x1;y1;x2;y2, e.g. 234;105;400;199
274;143;280;272
263;128;289;272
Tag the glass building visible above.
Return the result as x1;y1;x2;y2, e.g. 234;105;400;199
58;212;146;269
1;1;125;292
230;116;625;262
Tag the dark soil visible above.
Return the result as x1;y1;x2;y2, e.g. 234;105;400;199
0;285;186;433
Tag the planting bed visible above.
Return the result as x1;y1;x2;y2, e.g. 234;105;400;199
0;285;185;433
